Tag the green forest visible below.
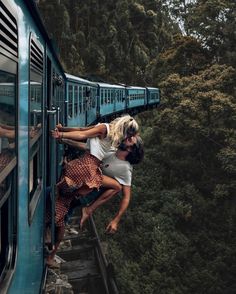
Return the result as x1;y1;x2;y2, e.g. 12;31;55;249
38;0;236;293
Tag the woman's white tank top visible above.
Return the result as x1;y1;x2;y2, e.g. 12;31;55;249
86;123;111;161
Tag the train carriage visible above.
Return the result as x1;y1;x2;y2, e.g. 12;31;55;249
125;86;146;110
97;82;126;118
146;87;160;106
65;73;98;127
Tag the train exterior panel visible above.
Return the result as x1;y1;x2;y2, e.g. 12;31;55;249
98;83;126;118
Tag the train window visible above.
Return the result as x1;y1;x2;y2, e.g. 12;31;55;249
105;90;108;104
108;90;110;103
0;0;18;289
105;89;107;104
0;71;17;287
110;90;114;104
79;86;82;113
0;71;16;189
101;89;104;105
68;85;73;118
0;71;16;172
86;87;91;110
28;35;43;222
103;90;105;104
74;86;78;116
110;90;112;103
91;88;96;108
107;89;110;104
52;72;64;122
82;87;86;112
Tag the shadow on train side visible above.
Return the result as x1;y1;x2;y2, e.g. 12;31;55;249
0;0;160;293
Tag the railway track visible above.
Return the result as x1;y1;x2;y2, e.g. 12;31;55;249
44;209;119;294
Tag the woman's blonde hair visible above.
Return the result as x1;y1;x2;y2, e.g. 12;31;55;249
109;114;139;147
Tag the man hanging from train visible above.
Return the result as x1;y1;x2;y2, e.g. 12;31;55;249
46;134;144;267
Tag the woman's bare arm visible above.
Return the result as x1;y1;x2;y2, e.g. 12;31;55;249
52;124;107;141
0;126;15;139
56;125;95;132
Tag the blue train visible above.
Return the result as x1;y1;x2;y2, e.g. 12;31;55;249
0;0;160;293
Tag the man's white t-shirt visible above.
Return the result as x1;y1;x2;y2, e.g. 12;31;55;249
101;151;133;186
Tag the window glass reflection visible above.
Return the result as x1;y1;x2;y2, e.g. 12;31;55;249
0;71;16;173
30;80;42;139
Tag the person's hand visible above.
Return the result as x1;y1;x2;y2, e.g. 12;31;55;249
56;123;63;130
106;219;119;234
51;128;61;139
0;126;4;136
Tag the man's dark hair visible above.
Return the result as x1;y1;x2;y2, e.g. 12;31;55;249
126;136;144;165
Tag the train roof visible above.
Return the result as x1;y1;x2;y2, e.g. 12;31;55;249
65;73;98;86
97;82;125;89
126;86;146;90
146;87;159;90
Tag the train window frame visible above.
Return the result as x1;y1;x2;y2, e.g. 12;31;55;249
28;34;44;224
101;89;103;105
68;84;73;118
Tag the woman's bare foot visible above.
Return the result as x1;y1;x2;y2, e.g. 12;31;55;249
46;256;60;269
80;207;92;229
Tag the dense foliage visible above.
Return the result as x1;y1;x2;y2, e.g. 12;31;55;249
38;0;236;293
38;0;179;84
96;64;236;293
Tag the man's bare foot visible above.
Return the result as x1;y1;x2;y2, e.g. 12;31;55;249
80;207;91;229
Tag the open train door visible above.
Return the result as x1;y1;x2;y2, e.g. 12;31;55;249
44;50;65;255
45;56;57;250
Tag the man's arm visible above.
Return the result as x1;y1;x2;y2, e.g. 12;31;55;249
106;185;131;234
